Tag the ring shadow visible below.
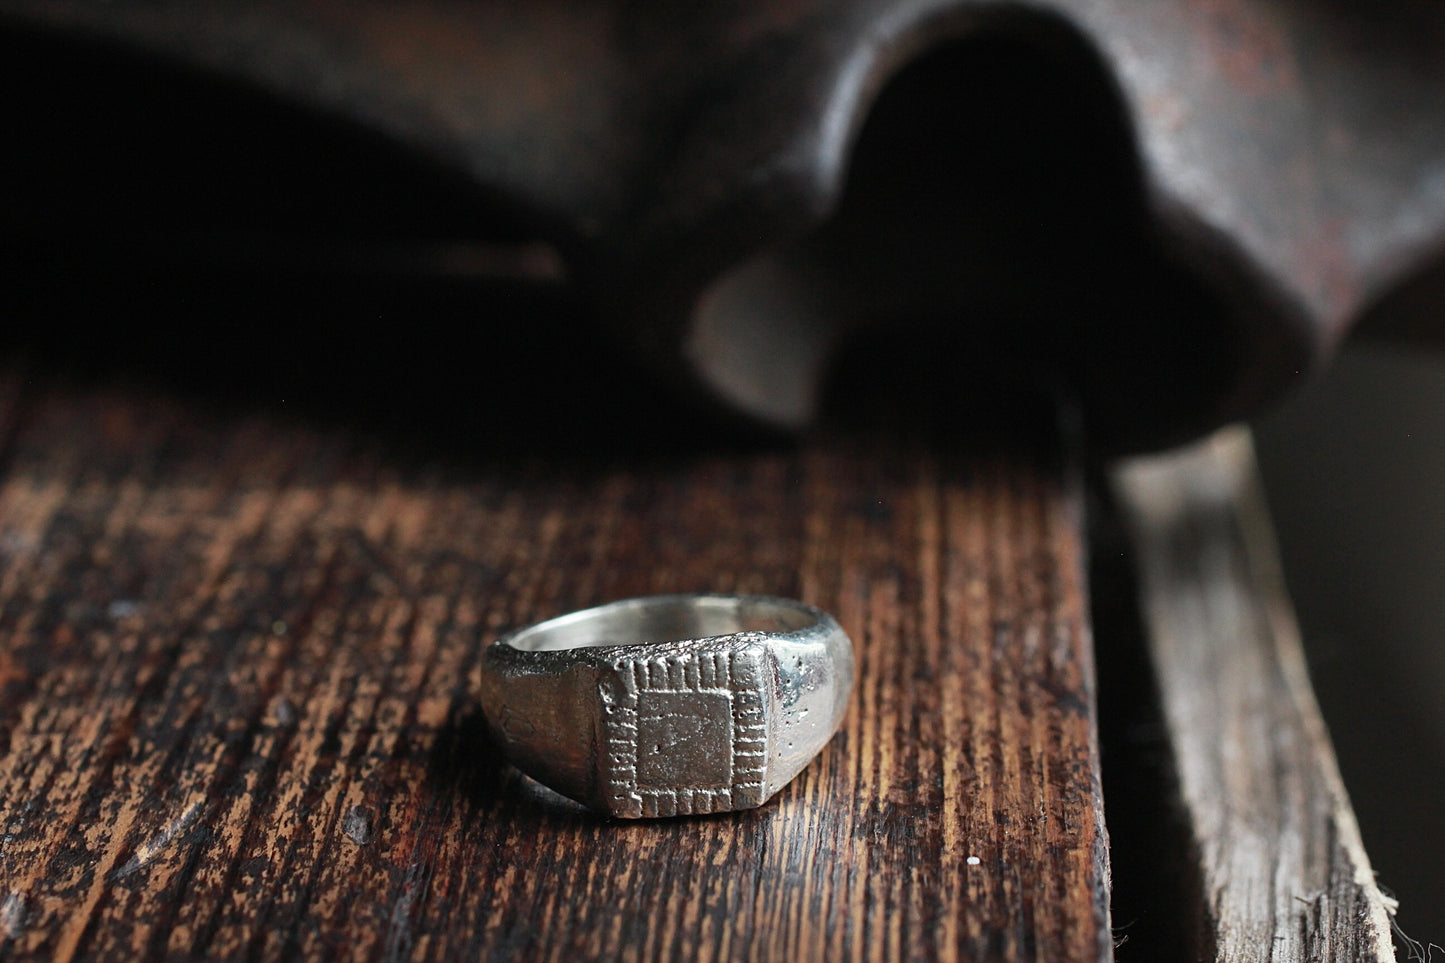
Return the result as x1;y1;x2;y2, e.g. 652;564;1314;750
426;706;597;825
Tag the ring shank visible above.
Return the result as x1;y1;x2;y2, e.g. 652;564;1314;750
503;594;817;652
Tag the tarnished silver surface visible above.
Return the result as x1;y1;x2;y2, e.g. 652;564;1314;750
478;594;854;818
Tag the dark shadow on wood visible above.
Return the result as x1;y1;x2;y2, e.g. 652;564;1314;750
1088;476;1215;961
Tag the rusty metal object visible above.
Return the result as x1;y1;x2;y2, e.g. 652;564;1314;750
3;0;1444;450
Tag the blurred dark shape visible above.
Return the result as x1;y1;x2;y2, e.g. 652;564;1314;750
2;1;1445;451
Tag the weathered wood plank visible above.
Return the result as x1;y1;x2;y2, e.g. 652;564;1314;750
0;376;1109;961
1113;429;1396;962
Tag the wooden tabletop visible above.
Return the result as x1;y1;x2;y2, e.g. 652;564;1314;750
0;258;1402;959
0;370;1109;961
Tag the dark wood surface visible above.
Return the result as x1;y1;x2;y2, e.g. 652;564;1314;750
0;374;1109;961
1114;431;1396;961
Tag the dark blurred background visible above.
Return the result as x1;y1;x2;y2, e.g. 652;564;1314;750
1256;345;1445;943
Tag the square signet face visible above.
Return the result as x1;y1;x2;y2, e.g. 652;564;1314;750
635;690;732;789
599;645;767;818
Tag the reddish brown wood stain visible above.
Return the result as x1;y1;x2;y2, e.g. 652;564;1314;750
0;381;1108;961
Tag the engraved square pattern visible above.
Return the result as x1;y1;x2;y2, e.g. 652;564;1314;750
600;647;766;818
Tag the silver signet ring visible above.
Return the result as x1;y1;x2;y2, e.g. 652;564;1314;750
478;594;855;818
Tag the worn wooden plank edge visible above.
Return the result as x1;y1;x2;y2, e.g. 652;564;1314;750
1113;428;1395;961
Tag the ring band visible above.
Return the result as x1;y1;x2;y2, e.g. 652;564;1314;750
478;594;854;818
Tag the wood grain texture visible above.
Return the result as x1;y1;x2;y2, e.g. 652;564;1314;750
1113;430;1396;962
0;376;1109;961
